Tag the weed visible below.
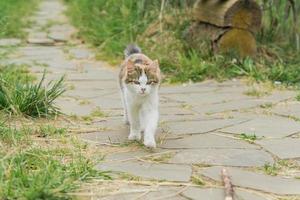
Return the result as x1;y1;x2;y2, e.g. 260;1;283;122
191;175;205;186
260;103;273;109
296;94;300;101
119;172;141;181
263;160;299;176
79;99;90;105
264;163;279;176
0;122;31;146
239;133;257;143
0;147;111;199
144;152;173;163
244;83;272;97
90;107;105;118
0;0;39;38
38;125;67;137
0;70;66;117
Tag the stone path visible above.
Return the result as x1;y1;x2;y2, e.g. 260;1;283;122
1;0;300;199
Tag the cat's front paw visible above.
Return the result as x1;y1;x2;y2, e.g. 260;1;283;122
144;138;156;148
128;131;141;141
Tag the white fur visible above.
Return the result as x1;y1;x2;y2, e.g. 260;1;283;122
120;72;159;148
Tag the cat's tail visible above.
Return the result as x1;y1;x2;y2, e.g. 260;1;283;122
124;44;142;58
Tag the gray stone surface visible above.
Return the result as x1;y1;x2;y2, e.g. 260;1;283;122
256;138;300;159
163;118;248;135
27;38;55;46
161;133;258;149
160;106;194;116
181;187;269;200
192;99;263;114
272;102;300;119
69;48;94;59
0;38;22;46
48;32;68;42
97;161;192;182
170;148;273;167
81;129;128;144
102;186;187;200
221;116;300;138
105;150;170;162
55;98;96;116
200;166;300;195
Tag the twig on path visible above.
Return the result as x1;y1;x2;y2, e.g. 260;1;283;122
221;168;234;200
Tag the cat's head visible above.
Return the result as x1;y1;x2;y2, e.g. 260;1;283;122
124;59;161;96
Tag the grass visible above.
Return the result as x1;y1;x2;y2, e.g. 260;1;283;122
0;120;111;199
0;0;39;38
0;66;66;117
65;0;300;86
0;147;110;199
263;160;299;177
296;94;300;101
239;133;257;143
38;125;67;137
0;122;31;146
191;175;205;186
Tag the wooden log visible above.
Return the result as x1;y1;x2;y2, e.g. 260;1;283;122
193;0;262;33
183;22;257;57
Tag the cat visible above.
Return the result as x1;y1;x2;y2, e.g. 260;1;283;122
119;44;161;148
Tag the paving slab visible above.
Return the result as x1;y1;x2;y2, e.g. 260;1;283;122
169;149;273;167
102;186;187;200
81;129;128;144
105;149;173;162
192;99;263;114
55;98;97;116
97;161;192;182
272;102;300;119
69;48;94;59
256;138;300;159
48;32;69;42
0;38;22;47
163;118;249;135
27;38;55;46
200;166;300;195
159;106;195;116
166;92;250;106
181;187;269;200
221;116;300;138
161;134;258;149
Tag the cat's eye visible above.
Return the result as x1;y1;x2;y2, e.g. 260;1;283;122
147;81;156;85
134;81;140;85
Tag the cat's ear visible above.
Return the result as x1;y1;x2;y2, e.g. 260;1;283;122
127;59;135;73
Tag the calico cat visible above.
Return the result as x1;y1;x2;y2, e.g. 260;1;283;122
119;44;161;148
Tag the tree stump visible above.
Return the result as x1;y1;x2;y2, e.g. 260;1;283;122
185;0;262;58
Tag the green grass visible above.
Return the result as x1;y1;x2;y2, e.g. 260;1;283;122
38;125;67;137
296;94;300;101
239;133;257;143
65;0;300;86
0;0;39;38
0;122;31;146
0;67;66;117
263;160;299;177
0;147;110;199
0;121;111;199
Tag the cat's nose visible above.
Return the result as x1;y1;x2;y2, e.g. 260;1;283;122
141;88;146;93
